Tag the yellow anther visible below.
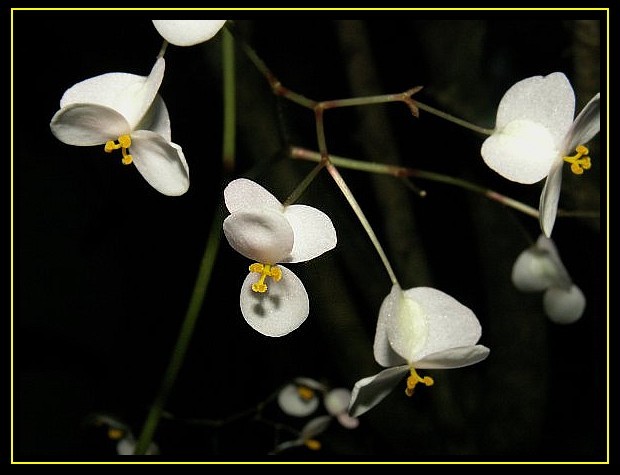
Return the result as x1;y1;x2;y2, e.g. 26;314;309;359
249;262;282;293
107;428;125;440
304;439;321;451
563;144;591;175
404;367;434;397
104;134;133;165
297;386;315;401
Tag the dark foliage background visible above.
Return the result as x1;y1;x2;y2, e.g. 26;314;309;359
12;10;606;462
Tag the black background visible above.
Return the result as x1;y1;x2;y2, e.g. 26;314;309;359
11;10;606;463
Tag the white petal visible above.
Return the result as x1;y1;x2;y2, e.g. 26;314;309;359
385;286;429;364
277;383;320;417
136;95;171;141
50;103;130;146
300;415;332;439
395;288;482;364
539;159;564;237
239;266;309;337
373;285;408;367
564;93;601;152
130;130;189;196
116;437;159;455
60;58;165;131
336;413;360;429
348;365;409;418
293;377;327;392
152;20;226;46
512;240;570;292
224;178;284;214
281;205;337;263
415;345;490;369
324;388;352;416
543;285;586;324
223;209;294;263
481;119;558;184
494;72;575;146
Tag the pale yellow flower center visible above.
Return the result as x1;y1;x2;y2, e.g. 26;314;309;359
248;263;282;293
304;439;321;450
296;385;315;401
563;144;591;175
104;134;133;165
107;428;125;440
405;366;434;397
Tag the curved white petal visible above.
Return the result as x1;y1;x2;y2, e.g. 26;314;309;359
224;178;284;214
543;285;586;324
481;119;557;184
324;388;352;416
300;415;332;439
512;235;572;291
415;345;490;369
336;413;360;429
392;288;482;364
239;266;309;337
281;204;337;263
223;209;294;264
374;285;408;367
277;383;320;417
348;365;409;418
385;287;429;364
117;436;159;455
494;72;575;146
60;58;165;131
293;377;327;392
50;103;130;146
130;130;189;196
136;95;171;141
152;20;226;46
564;93;601;152
539;159;564;237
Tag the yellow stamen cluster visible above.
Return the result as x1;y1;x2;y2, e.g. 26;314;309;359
405;367;434;397
304;439;321;451
107;428;125;440
104;134;133;165
249;263;282;293
296;386;315;401
563;145;591;175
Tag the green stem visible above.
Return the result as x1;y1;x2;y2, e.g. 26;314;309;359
222;28;236;173
415;101;494;136
325;162;399;286
290;146;541;219
133;208;224;454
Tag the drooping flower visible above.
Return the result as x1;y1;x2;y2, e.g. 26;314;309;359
324;388;359;429
512;234;586;324
223;178;337;337
348;284;490;418
152;20;227;46
277;377;327;417
271;415;332;454
481;72;600;236
50;58;189;196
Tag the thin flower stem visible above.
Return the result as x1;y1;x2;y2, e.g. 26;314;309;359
133;207;224;455
415;101;494;136
157;40;168;59
222;28;236;173
133;32;239;455
325;162;400;287
290;147;543;219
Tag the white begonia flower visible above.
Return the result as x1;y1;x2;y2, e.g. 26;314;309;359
481;72;600;237
223;178;337;337
324;388;359;429
91;414;159;455
512;234;586;324
277;377;327;417
50;58;189;196
271;415;332;454
152;20;227;47
348;285;490;418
